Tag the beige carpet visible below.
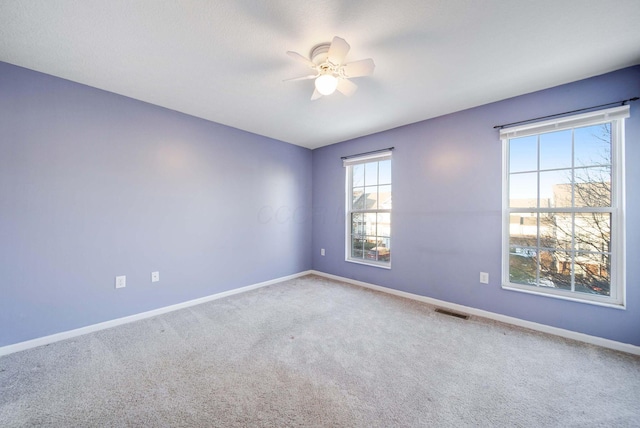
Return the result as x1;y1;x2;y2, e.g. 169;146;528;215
1;275;639;427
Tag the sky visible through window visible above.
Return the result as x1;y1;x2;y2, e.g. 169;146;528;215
352;159;392;188
509;124;611;204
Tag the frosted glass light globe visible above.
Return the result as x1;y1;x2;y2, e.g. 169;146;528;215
315;74;338;95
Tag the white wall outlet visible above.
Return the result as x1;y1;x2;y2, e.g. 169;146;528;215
480;272;489;284
151;271;160;283
320;248;325;256
115;275;126;289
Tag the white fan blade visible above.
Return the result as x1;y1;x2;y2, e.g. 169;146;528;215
327;36;350;65
336;78;357;97
283;74;317;82
342;59;375;78
286;51;316;68
311;88;323;101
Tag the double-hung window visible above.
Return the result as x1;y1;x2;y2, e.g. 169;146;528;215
344;151;392;268
501;105;628;307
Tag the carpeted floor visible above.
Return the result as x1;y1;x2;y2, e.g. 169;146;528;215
1;274;639;427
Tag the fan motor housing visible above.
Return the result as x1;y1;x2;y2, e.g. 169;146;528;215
310;43;331;65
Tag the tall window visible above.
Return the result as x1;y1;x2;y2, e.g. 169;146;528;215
344;151;392;267
501;105;628;307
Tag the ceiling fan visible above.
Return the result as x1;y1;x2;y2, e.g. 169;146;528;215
285;36;375;100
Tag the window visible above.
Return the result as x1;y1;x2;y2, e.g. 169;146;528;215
501;105;628;307
344;151;392;267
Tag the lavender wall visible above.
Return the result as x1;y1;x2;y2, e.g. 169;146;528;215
0;62;312;347
2;60;638;350
312;66;640;346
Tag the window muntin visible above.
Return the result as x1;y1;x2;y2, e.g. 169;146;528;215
502;106;627;306
345;153;392;267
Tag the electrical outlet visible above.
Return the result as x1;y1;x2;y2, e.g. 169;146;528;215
115;275;126;289
151;271;160;283
320;248;325;256
480;272;489;284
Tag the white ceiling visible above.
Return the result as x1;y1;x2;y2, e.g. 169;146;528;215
1;1;639;149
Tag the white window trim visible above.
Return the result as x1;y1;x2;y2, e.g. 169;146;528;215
344;151;392;269
501;105;628;308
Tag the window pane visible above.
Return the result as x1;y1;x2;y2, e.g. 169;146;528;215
364;236;378;253
352;213;365;236
372;247;390;262
574;252;610;296
351;235;365;259
352;164;365;187
377;213;391;237
378;185;392;209
352;187;365;210
378;160;391;185
540;129;572;170
575;213;610;253
541;212;572;251
509;135;537;173
365;162;378;186
574;167;611;207
540;169;571;208
538;250;557;288
509;249;537;285
574;123;611;168
365;236;390;262
540;250;572;290
509;213;537;248
550;183;572;208
378;237;391;251
363;186;378;209
509;172;537;207
362;213;377;236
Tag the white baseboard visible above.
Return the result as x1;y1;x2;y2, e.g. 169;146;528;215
4;269;637;357
310;270;640;356
0;270;313;357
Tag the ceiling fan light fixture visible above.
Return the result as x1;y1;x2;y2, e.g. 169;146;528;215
286;36;374;100
315;74;338;95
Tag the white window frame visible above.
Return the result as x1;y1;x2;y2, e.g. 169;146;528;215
344;151;392;269
501;105;628;308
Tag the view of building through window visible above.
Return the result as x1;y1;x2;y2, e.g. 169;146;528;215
346;155;391;266
506;120;618;300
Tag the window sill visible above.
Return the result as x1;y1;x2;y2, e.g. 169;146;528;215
346;258;391;270
502;282;625;310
